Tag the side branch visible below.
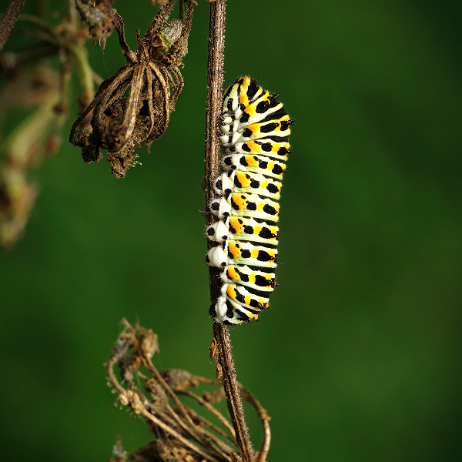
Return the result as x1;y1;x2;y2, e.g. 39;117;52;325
204;1;254;461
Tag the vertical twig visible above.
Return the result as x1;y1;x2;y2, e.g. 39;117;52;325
213;325;253;462
0;0;27;51
204;1;254;461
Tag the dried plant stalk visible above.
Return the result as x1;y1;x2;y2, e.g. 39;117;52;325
0;0;27;51
203;1;266;461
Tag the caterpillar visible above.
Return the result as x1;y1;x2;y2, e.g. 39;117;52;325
206;76;293;325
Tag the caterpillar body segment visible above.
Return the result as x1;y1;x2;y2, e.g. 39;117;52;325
214;170;282;200
221;154;287;180
222;76;264;119
221;94;286;137
219;123;291;148
226;240;278;267
228;216;279;244
226;140;291;161
210;193;280;222
220;265;277;291
222;283;271;311
207;77;291;325
206;216;279;245
207;240;278;269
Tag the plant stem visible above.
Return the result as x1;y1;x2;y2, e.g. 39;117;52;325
204;1;254;461
0;0;27;51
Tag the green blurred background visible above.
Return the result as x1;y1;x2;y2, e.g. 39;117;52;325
1;0;461;461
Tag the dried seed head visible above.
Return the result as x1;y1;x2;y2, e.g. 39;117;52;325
70;2;195;177
107;320;272;462
75;0;116;49
139;328;159;359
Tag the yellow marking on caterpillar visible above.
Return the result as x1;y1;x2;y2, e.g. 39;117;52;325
260;181;268;189
230;217;244;233
247;124;259;135
232;195;247;208
245;295;251;305
237;172;250;187
227;267;239;280
227;286;237;298
228;243;240;258
249;274;256;284
272;143;280;153
257;202;265;211
246;156;259;167
267;161;275;171
247;141;260;152
245;105;256;117
239;79;250;106
254;226;263;235
251;248;259;259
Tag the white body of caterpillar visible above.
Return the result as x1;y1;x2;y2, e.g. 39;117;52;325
206;76;292;325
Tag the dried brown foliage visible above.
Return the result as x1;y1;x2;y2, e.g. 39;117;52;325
0;0;196;244
0;5;94;246
107;320;271;462
70;0;196;178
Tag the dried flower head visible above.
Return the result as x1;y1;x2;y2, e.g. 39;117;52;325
70;0;196;178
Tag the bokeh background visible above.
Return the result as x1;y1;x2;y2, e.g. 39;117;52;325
1;1;461;461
